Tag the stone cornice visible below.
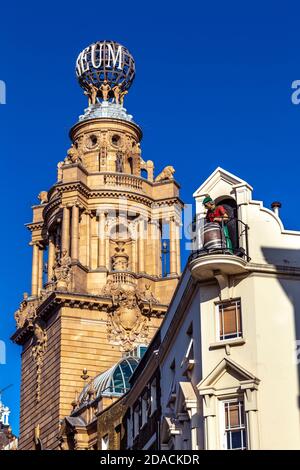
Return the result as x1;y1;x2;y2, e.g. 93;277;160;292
247;262;300;277
69;117;143;141
11;290;168;346
44;180;183;213
25;221;44;232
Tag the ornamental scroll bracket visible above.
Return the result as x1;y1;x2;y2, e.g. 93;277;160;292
31;320;47;403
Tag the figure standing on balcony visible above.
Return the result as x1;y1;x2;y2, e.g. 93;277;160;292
203;196;233;253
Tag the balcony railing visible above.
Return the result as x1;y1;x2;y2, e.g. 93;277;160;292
107;271;137;286
103;172;143;190
189;218;250;263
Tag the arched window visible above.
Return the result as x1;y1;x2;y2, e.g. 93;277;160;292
128;157;134;174
110;223;130;240
141;168;148;179
215;196;239;251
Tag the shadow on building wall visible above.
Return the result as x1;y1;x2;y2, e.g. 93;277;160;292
261;247;300;408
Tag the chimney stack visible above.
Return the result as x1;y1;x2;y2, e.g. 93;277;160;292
271;201;282;217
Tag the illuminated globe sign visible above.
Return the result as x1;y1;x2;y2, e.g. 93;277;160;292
75;40;135;93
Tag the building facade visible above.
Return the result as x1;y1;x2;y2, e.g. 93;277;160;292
11;40;182;450
0;399;18;450
123;167;300;450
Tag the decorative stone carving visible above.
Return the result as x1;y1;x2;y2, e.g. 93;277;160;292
141;284;159;310
14;293;37;329
57;161;64;181
112;84;122;104
53;250;72;291
65;144;82;164
31;321;47;402
155;165;175;182
120;89;128;106
100;80;111;101
133;142;141;157
84;82;99;106
111;241;129;271
116;151;124;172
103;282;150;351
38;191;48;204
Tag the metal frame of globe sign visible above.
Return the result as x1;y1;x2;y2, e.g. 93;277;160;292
75;40;135;92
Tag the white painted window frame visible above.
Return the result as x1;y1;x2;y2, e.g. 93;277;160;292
215;299;243;342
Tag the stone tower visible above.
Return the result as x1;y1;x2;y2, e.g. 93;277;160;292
12;41;182;450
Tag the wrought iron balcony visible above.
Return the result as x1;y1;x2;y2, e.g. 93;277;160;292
188;218;250;279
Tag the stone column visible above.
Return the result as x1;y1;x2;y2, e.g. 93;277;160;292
105;223;110;270
201;394;217;450
98;212;106;267
144;219;149;272
242;386;260;449
156;220;162;277
38;245;44;294
90;213;99;270
85;212;90;268
138;218;145;273
150;220;159;276
47;235;56;281
89;212;93;269
31;242;39;297
176;222;181;275
131;239;137;272
61;206;70;255
169;217;177;275
71;205;79;261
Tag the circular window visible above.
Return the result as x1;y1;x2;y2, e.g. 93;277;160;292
111;134;121;147
89;134;98;147
86;134;98;149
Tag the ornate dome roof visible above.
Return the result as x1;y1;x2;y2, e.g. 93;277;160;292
79;356;140;404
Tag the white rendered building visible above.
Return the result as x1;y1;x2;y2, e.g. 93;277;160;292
159;167;300;450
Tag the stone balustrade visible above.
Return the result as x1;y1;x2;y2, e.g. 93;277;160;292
103;173;143;190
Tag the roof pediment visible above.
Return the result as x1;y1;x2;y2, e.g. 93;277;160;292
193;167;252;199
198;358;259;393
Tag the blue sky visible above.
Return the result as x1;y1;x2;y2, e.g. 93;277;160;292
1;0;300;435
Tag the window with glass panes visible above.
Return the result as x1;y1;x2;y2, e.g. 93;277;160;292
217;299;242;341
223;400;247;450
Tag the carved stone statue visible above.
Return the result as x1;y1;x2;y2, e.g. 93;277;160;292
65;144;82;164
116;151;124;172
142;284;159;304
57;161;64;181
112;241;129;271
133;142;141;157
112;84;122;104
119;89;128;106
84;82;98;106
155;165;175;182
14;298;28;329
38;191;48;205
53;250;72;291
100;80;111;101
60;249;72;267
14;294;37;329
